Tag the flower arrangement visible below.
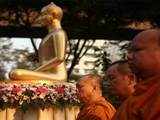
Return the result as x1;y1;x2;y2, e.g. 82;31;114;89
0;82;80;112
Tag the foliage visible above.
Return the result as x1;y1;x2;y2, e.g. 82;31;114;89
0;38;38;80
0;38;14;79
66;39;95;79
0;82;80;112
13;49;39;70
0;0;159;38
0;67;6;80
0;39;11;80
93;40;130;74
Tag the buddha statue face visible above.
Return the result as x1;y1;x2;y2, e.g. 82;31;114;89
36;2;63;27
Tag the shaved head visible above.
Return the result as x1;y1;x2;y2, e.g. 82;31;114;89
127;29;160;79
76;74;102;103
77;74;102;91
133;29;160;49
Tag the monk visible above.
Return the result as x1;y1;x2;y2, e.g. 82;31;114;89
105;60;136;106
76;74;116;120
112;29;160;120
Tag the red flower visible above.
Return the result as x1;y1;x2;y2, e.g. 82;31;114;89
55;86;65;94
36;86;48;94
12;85;22;94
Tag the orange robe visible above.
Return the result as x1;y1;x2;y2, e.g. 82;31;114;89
112;76;160;120
76;97;116;120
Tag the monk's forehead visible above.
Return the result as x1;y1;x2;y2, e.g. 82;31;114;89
132;29;160;48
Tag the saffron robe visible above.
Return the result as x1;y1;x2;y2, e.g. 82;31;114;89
112;76;160;120
76;97;116;120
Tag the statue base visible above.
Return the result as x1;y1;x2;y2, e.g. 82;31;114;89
0;107;79;120
0;80;80;120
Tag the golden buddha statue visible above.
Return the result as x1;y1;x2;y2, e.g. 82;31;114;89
9;2;68;84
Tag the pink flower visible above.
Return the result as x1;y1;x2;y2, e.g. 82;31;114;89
12;85;22;94
36;86;48;94
0;82;80;110
55;85;65;94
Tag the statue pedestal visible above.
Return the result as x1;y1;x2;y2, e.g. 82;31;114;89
0;81;80;120
0;107;79;120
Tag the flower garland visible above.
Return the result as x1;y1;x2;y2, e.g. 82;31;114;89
0;83;80;112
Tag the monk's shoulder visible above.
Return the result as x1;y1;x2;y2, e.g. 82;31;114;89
77;105;102;120
95;101;116;113
88;103;116;120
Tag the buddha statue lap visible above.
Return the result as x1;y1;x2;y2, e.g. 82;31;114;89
9;3;68;84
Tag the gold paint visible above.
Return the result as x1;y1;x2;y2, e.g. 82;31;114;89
53;107;65;120
1;106;79;120
0;109;6;120
9;3;68;84
23;108;38;120
6;108;22;120
38;108;53;120
65;107;76;120
74;106;80;119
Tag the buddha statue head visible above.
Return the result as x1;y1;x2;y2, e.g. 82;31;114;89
36;2;63;26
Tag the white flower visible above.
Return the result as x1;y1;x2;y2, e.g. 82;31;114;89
2;95;8;102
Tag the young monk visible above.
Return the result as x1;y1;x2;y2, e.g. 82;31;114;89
76;74;116;120
105;60;136;107
112;29;160;120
